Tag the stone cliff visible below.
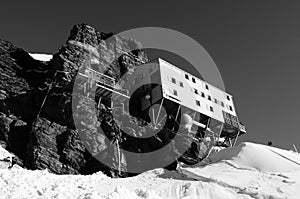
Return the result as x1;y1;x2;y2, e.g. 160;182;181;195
0;24;201;177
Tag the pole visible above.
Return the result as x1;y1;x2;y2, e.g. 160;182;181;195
97;97;102;108
155;98;164;126
217;123;224;142
293;144;298;153
175;105;181;121
233;130;240;147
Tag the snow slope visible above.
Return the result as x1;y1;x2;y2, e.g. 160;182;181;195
1;142;300;199
29;53;53;62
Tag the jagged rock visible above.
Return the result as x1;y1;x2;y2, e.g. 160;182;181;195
0;23;203;177
0;23;150;177
25;117;82;174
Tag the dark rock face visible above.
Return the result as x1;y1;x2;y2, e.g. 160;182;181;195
0;23;201;177
0;23;150;177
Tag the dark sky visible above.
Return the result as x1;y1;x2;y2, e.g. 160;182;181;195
1;1;300;150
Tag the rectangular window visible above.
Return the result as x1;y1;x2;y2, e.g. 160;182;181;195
192;77;196;83
201;92;205;98
185;74;189;79
214;98;218;104
179;81;183;87
196;100;200;106
171;77;176;84
194;88;198;94
205;84;209;90
221;101;224;107
208;95;211;101
210;106;214;112
229;105;233;111
227;95;230;101
173;89;178;96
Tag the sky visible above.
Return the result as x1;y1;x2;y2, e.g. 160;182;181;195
0;0;299;150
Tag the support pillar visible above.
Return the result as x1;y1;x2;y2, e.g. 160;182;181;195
155;98;164;126
217;123;224;142
97;97;102;108
175;105;181;121
233;130;240;147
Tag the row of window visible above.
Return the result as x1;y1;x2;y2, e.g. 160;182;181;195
184;74;232;102
193;88;233;111
171;77;184;87
168;76;233;112
170;86;233;112
185;74;209;90
195;100;214;112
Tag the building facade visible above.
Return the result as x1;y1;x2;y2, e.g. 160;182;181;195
123;58;246;144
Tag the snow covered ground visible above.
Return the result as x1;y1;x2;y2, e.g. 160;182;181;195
29;53;53;62
1;142;300;199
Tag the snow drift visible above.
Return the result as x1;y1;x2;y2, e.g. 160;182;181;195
1;142;300;198
29;53;53;61
203;142;300;172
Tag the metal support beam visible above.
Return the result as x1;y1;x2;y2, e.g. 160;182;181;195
175;105;181;121
206;118;211;130
155;98;164;126
293;144;298;153
233;130;240;147
152;108;156;126
97;97;102;108
217;123;224;142
229;138;233;147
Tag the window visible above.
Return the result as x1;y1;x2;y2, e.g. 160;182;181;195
171;78;176;84
201;92;205;98
226;104;233;111
173;89;178;96
185;74;189;79
210;106;214;112
194;88;198;94
214;98;218;104
192;77;196;83
227;95;230;101
179;81;183;87
208;95;211;101
205;84;209;90
196;100;200;106
221;101;224;107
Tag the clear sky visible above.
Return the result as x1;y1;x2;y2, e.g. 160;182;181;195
0;0;299;150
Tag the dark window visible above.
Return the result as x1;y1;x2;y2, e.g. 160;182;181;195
205;84;209;90
173;89;178;96
201;92;205;97
171;78;176;84
194;88;198;94
185;74;189;79
179;81;183;87
227;95;230;101
208;95;211;101
229;105;233;111
192;77;196;83
210;106;214;112
196;100;200;106
221;101;224;107
214;98;218;104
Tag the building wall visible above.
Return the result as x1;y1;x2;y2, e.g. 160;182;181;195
158;58;237;123
124;58;239;125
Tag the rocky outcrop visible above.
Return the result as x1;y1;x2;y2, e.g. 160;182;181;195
0;23;202;177
0;23;150;177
